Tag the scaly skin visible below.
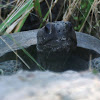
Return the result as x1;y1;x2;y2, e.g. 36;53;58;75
37;21;77;71
37;21;77;53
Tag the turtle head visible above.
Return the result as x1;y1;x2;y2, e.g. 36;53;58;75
37;21;77;53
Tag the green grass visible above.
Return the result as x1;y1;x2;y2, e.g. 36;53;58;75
0;0;34;34
73;0;94;31
63;0;100;35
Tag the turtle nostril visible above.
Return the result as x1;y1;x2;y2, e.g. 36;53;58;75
45;24;51;33
68;23;72;31
60;37;66;41
62;37;66;41
66;22;73;31
45;23;54;34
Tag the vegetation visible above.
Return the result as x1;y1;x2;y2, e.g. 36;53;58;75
0;0;99;35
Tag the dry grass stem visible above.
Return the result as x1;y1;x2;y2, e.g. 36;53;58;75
63;0;80;21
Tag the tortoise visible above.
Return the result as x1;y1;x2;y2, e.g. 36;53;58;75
0;21;100;74
36;21;100;72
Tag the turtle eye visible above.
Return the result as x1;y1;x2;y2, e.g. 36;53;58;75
45;23;51;33
68;22;72;31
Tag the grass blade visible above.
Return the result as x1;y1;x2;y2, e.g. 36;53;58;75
34;0;42;18
6;34;45;70
0;0;33;34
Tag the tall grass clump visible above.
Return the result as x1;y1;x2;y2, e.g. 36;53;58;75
63;0;100;37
